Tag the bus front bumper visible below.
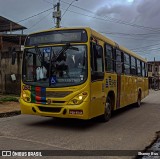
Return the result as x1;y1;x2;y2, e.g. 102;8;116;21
20;98;90;120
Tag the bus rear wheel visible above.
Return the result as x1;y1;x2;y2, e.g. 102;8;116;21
136;91;141;107
100;97;111;122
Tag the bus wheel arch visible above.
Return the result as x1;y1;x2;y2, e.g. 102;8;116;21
100;91;115;122
107;91;115;111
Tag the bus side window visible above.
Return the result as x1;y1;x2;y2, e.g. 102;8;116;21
105;44;114;72
137;59;142;76
123;53;130;75
131;56;136;75
91;43;104;81
142;62;145;77
116;49;122;74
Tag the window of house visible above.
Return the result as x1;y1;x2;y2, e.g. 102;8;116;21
148;64;152;72
155;67;158;72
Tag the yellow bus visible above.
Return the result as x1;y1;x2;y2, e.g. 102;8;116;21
20;27;149;122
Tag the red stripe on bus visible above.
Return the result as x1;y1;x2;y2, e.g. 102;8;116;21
35;87;41;92
36;96;41;101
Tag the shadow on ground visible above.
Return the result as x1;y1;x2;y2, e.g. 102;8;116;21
24;102;147;131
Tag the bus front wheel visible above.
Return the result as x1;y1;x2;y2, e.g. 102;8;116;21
100;97;111;122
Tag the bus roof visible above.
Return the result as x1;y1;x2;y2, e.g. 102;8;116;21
28;27;147;62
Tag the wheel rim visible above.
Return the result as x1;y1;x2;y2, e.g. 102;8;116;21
105;100;111;119
138;92;141;106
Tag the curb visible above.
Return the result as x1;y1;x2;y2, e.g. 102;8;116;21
0;110;21;118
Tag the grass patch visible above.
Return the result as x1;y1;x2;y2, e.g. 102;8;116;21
0;97;19;102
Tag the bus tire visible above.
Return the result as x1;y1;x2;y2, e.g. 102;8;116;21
100;97;111;122
136;90;141;107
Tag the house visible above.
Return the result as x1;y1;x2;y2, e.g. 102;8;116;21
148;61;160;89
0;16;27;94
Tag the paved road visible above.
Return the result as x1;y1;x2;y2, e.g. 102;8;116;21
0;90;160;159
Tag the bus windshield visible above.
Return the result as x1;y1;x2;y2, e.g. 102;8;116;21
22;45;87;87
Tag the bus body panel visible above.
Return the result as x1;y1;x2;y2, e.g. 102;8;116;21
104;73;117;110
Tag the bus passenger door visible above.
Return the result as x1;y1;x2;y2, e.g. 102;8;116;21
115;49;122;109
90;41;105;118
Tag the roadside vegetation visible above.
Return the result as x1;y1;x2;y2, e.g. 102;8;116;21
0;97;19;103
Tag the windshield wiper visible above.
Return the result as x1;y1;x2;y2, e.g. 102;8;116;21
52;43;79;62
53;43;70;62
35;45;43;62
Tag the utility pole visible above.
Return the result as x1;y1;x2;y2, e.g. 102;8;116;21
53;1;61;28
53;0;78;28
154;57;156;90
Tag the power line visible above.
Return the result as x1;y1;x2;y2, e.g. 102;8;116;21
102;34;158;41
100;32;160;55
62;8;160;32
27;11;52;30
43;0;53;5
41;0;160;33
131;43;160;51
134;50;160;57
17;7;53;23
100;31;160;37
61;0;95;14
61;0;78;18
60;0;160;32
12;0;160;58
134;47;160;52
47;6;160;41
0;7;53;28
54;7;160;41
101;32;160;37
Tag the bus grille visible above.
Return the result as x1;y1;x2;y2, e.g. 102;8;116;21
36;99;47;103
46;91;73;98
38;106;61;113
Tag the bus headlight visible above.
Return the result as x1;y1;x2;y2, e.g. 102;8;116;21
68;92;88;105
22;92;31;102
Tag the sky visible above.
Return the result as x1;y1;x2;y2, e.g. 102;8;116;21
0;0;160;61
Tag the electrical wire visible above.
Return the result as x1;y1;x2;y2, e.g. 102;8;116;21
131;43;160;51
100;32;158;41
42;0;160;31
17;8;53;23
61;0;78;18
13;0;160;57
60;0;160;32
27;11;52;30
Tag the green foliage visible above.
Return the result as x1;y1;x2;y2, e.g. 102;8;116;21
0;97;18;102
